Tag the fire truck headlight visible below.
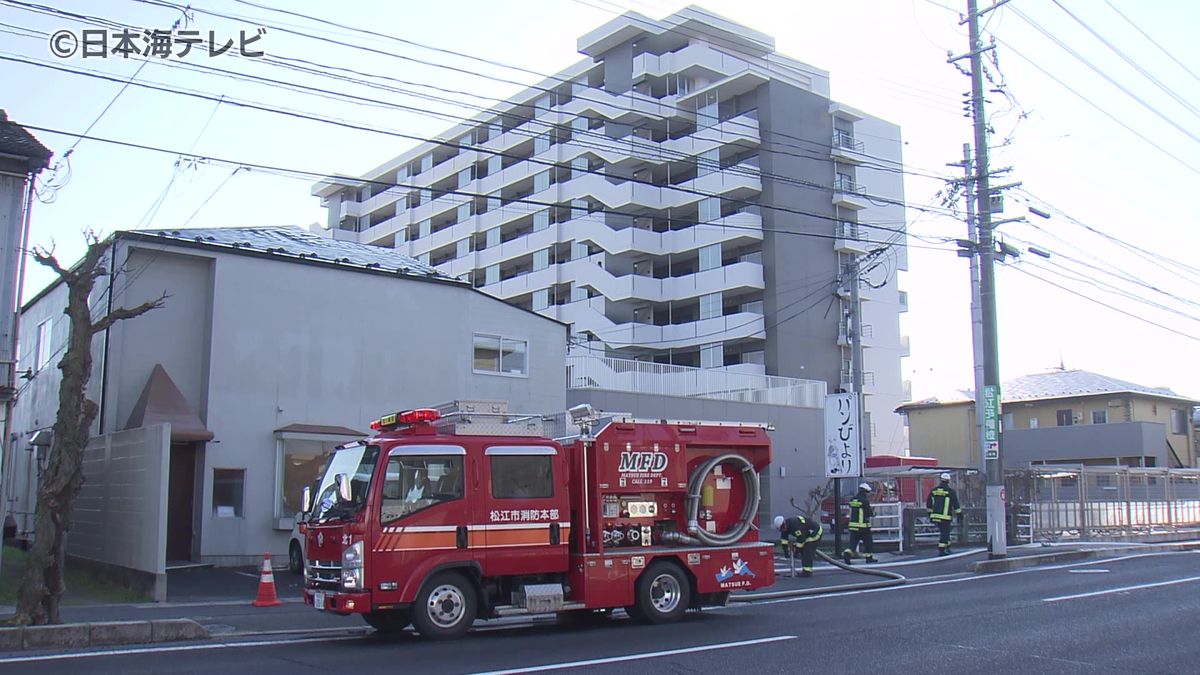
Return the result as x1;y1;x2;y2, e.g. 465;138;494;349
342;567;364;590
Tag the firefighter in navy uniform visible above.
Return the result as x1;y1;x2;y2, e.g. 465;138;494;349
926;473;963;556
842;482;877;564
773;514;823;577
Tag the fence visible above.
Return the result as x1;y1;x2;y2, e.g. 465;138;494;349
1008;466;1200;543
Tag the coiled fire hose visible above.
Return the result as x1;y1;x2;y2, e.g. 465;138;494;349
660;453;760;547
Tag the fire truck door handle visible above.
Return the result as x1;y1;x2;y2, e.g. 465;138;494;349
456;525;468;549
549;523;561;545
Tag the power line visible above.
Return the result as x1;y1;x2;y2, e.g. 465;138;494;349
1101;0;1200;89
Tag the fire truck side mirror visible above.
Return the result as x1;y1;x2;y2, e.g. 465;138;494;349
301;486;312;515
335;473;352;503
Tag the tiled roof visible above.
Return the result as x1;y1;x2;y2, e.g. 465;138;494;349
899;369;1197;411
128;226;456;281
0;110;52;169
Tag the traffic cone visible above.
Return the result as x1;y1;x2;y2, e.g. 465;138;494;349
252;552;283;607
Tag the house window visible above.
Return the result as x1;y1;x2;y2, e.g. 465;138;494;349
1092;410;1108;425
380;453;463;523
490;454;553;499
1029;417;1039;429
213;469;245;518
277;440;339;519
35;319;52;370
473;334;528;376
1056;409;1073;426
1171;409;1188;435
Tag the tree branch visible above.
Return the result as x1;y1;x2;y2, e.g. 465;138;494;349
31;248;68;280
90;292;167;334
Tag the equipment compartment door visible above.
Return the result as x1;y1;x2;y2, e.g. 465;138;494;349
480;443;570;577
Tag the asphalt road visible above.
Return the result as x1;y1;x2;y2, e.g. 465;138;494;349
5;549;1199;674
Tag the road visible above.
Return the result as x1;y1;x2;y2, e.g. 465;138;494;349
4;549;1199;674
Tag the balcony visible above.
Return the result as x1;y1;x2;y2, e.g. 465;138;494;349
834;221;870;254
833;176;870;210
566;353;826;408
830;130;867;165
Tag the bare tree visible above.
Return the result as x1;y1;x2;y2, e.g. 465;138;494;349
10;234;165;625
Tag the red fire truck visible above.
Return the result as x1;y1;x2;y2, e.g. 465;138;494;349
299;400;775;640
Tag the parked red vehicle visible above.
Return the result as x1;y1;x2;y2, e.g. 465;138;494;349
300;400;775;640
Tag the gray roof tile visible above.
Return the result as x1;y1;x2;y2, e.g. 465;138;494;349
0;110;52;169
901;369;1196;408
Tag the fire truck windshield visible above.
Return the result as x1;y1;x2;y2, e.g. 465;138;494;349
311;443;380;522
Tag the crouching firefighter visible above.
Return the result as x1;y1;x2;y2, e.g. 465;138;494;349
843;482;877;564
926;472;963;556
773;514;823;577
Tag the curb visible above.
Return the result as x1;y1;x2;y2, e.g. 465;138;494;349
0;619;208;652
970;540;1200;574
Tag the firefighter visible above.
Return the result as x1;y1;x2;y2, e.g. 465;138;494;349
926;472;963;556
842;482;877;564
773;514;823;577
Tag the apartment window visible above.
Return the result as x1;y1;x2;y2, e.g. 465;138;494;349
1056;409;1074;427
533;288;550;311
696;91;718;128
485;264;500;285
699;243;721;272
486;228;501;249
698;197;720;223
570;156;588;179
741;299;764;314
742;350;765;365
419;154;433;174
1092;409;1108;425
456;201;472;223
700;343;723;369
570;284;587;302
213;469;245;518
698;148;720;177
457;167;473;188
491;454;553;499
419;219;432;238
473;333;528;376
534;93;553;118
534;133;551;155
699;292;722;320
570;199;587;220
571;242;589;260
1171;409;1188;435
456;238;471;259
487;154;502;176
35;319;52;370
533;248;551;272
534;171;551;193
534;209;550;231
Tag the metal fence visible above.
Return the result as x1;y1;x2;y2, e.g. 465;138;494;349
1008;466;1200;543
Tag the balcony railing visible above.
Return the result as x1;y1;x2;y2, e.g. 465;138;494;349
833;130;865;153
833;176;866;195
566;353;826;408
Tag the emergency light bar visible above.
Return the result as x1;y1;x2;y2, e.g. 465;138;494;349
369;408;442;430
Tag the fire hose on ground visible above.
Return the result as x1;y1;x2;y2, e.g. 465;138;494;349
655;454;906;599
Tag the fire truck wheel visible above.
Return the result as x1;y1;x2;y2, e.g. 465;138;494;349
363;609;410;636
631;562;690;624
411;572;477;640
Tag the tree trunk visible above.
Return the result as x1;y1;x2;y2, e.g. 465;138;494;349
9;238;164;625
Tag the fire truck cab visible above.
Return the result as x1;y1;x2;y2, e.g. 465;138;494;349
301;400;775;640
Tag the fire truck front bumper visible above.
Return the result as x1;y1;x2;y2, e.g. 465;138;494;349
304;588;371;614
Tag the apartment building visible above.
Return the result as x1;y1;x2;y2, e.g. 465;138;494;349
313;6;910;456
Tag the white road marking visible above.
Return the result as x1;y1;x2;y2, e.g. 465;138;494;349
726;551;1198;608
1067;569;1110;574
772;547;987;572
1042;575;1200;603
470;635;797;674
0;635;360;664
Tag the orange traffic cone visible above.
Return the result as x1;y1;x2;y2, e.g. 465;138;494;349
252;552;283;607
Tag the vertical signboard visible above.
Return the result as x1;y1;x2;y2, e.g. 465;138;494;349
983;384;1000;461
824;393;861;478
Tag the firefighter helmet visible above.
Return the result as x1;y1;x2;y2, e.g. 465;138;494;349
939;472;951;482
858;483;871;492
772;515;785;530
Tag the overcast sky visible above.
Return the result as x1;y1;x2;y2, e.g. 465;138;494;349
2;0;1197;404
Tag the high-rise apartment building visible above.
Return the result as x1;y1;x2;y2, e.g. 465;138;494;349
313;7;910;455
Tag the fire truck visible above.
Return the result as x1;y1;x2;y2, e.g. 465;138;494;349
299;400;775;640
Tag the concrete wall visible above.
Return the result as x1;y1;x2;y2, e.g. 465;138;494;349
757;80;839;391
568;389;826;523
70;424;170;600
1004;421;1169;468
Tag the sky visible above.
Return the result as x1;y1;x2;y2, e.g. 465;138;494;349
1;0;1197;412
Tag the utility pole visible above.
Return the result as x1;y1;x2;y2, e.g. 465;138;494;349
834;247;867;559
954;0;1007;558
954;144;988;474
